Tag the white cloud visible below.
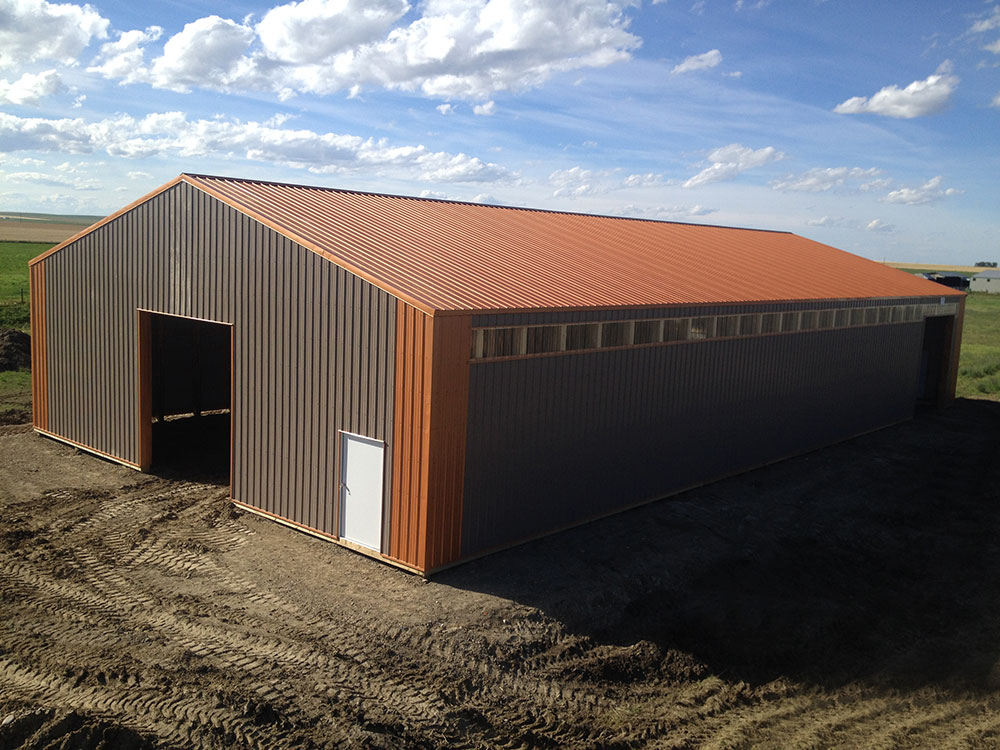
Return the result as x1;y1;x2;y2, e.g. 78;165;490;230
683;143;784;188
993;92;1000;107
671;49;722;74
0;69;64;106
623;172;662;188
436;103;454;114
257;0;408;64
87;27;163;83
127;171;152;179
806;215;853;228
723;70;742;78
619;203;717;220
92;0;640;102
770;166;880;192
5;170;101;190
473;100;496;115
834;62;958;118
866;218;894;232
883;175;962;205
148;16;257;92
970;6;1000;33
0;110;516;184
72;94;85;108
0;0;109;70
984;39;1000;54
549;165;602;197
472;193;501;204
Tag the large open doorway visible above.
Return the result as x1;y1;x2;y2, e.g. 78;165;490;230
138;311;232;483
917;314;955;407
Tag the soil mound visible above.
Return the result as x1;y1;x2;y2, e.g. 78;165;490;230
0;328;30;371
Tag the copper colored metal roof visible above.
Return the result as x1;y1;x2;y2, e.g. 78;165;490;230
57;173;961;316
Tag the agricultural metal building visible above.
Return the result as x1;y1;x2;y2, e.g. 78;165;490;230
970;269;1000;293
29;174;964;575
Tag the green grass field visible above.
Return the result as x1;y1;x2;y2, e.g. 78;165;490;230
0;241;50;331
957;292;1000;400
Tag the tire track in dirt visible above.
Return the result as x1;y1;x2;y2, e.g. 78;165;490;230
0;656;279;750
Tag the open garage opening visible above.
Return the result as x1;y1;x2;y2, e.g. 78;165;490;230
139;311;232;484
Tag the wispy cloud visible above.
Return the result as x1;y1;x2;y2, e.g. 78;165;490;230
834;61;958;118
0;111;516;184
771;166;880;192
683;143;783;188
671;49;722;74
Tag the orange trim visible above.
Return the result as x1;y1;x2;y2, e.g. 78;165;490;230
34;427;141;469
29;263;48;430
423;314;470;570
389;303;429;567
388;306;471;572
29;176;184;266
137;311;152;471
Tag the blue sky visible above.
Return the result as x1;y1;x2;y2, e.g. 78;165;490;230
1;0;997;264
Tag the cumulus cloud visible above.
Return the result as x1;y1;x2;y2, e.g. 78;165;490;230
683;143;783;188
834;62;958;118
473;100;496;115
984;39;1000;54
770;166;880;192
0;0;109;70
0;69;64;106
993;92;1000;107
0;110;515;183
87;27;163;83
549;166;603;197
883;175;962;205
671;49;721;74
436;103;454;114
149;16;258;92
89;0;641;102
257;0;408;64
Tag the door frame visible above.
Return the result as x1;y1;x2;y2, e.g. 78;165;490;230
337;430;387;553
137;309;234;487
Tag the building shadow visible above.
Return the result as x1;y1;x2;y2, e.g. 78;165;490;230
438;398;1000;691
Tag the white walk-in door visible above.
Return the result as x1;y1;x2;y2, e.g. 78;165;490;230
339;433;385;551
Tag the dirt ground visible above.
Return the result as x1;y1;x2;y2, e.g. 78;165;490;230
2;399;1000;749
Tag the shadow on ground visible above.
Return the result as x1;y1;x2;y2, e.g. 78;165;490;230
440;398;1000;691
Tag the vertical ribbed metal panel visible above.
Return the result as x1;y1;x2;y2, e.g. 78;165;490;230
462;323;924;557
39;182;395;536
389;307;471;571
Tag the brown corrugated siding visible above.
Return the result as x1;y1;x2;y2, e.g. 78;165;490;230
389;307;471;571
176;174;952;315
35;181;395;539
462;322;926;558
29;262;47;431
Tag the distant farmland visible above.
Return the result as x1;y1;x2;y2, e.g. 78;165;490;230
0;212;102;243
